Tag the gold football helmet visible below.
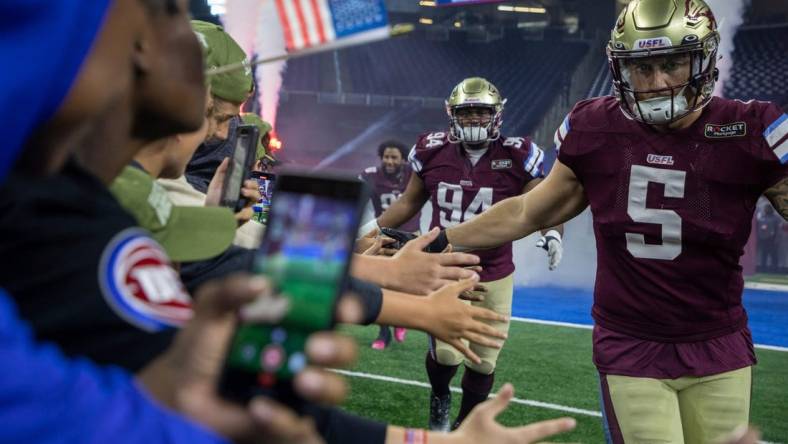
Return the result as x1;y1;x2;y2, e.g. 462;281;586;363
446;77;506;144
608;0;720;125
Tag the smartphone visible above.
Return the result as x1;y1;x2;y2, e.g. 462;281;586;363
220;124;260;212
220;172;368;405
250;171;276;224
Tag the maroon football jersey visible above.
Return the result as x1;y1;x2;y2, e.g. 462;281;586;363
410;131;544;281
359;164;420;232
557;96;788;345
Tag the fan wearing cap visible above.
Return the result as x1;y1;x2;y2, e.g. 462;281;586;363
241;112;278;172
158;22;264;250
110;83;254;268
185;20;254;194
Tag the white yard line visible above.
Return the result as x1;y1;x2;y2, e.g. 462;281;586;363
334;368;783;443
511;317;788;353
331;368;602;418
744;282;788;292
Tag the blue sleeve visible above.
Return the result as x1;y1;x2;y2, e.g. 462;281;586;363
0;289;230;444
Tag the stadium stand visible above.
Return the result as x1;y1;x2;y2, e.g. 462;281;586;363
724;25;788;106
277;32;589;170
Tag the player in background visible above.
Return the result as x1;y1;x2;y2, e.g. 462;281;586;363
359;141;421;350
427;1;788;442
362;77;564;431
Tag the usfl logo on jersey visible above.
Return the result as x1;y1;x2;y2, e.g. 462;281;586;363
99;228;193;332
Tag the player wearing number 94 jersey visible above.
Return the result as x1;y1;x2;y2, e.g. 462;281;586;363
371;77;564;432
435;1;788;442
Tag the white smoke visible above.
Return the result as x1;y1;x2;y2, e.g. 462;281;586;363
254;0;288;129
222;0;288;129
222;0;260;55
707;0;750;97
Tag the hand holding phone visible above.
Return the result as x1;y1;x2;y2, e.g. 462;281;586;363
220;124;259;212
220;172;368;406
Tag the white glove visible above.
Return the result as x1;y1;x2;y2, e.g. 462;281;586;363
358;218;381;239
535;230;563;271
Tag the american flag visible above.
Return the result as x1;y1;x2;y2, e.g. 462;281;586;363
274;0;389;52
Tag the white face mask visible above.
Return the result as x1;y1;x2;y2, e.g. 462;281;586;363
629;87;690;125
455;123;489;144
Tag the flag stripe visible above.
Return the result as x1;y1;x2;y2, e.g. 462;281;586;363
281;0;305;50
274;0;295;50
292;0;312;48
299;0;321;46
309;0;327;44
316;0;336;40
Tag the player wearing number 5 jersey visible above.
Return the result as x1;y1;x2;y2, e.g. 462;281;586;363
433;1;788;442
359;140;420;350
369;77;564;432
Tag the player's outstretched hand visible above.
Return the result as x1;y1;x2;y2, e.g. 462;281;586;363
451;383;576;444
138;273;356;444
355;228;396;256
388;228;481;295
425;276;507;364
535;229;563;271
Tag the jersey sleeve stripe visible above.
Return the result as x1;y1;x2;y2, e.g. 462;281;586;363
764;113;788;148
558;116;570;139
525;144;544;177
775;138;788;164
408;145;423;173
554;115;570;151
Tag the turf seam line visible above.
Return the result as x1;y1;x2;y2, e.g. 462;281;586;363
510;317;788;353
331;368;603;418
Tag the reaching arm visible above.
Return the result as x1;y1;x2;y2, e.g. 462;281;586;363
446;160;587;250
523;178;564;237
764;177;788;221
376;173;429;229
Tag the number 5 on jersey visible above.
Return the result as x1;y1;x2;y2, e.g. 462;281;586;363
626;165;686;260
437;182;493;228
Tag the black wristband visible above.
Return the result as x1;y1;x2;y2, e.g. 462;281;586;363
425;229;449;253
343;277;383;325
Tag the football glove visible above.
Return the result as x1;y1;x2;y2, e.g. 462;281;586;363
535;230;562;271
379;227;419;250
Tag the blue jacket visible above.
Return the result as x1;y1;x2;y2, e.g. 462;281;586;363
0;289;229;444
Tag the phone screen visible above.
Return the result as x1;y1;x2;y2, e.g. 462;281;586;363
221;125;258;211
221;174;364;403
225;137;247;202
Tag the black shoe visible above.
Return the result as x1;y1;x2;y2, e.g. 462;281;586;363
428;391;452;432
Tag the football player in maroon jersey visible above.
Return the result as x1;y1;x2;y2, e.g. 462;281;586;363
364;77;564;431
359;140;421;349
428;0;788;442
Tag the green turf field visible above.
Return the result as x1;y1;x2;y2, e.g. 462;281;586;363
336;322;788;442
747;273;788;287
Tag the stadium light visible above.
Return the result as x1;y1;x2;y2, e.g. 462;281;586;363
497;5;546;13
419;17;434;25
207;0;226;16
419;1;437;6
454;21;462;28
